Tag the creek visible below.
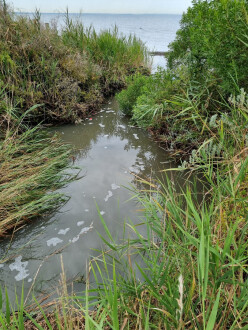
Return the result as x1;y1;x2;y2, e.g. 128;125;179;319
0;98;186;303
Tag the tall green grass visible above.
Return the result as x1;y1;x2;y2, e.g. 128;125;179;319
1;144;247;328
0;0;247;328
62;16;150;85
0;3;150;126
0;0;149;235
0;98;77;236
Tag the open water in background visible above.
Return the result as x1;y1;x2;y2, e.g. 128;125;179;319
18;13;181;70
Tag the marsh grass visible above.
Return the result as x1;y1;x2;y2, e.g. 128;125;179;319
0;0;247;328
0;0;149;236
0;2;149;126
0;126;75;236
2;97;245;328
1;147;247;328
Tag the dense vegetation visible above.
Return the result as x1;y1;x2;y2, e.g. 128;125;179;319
1;0;248;329
113;0;248;328
0;2;149;236
0;5;148;125
117;0;248;153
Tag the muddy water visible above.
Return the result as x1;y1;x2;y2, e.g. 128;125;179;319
0;98;184;303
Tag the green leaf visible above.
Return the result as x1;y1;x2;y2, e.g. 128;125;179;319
206;289;221;330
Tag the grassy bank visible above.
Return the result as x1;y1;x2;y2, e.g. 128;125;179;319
0;2;149;235
0;0;248;328
0;4;149;125
117;0;248;157
1;141;247;328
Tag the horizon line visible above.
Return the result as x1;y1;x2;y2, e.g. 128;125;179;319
15;11;182;15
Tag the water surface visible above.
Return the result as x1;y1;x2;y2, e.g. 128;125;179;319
0;98;182;302
17;13;181;70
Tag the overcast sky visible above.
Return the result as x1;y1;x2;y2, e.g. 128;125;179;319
10;0;192;14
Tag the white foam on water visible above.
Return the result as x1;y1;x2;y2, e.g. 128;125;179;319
58;228;70;235
118;124;125;129
77;221;85;227
9;256;29;281
89;122;93;125
84;209;89;212
104;134;109;137
79;227;91;235
41;226;45;229
104;191;113;202
106;110;114;113
71;236;79;243
124;171;128;174
47;237;63;247
111;183;120;190
71;224;93;244
104;146;108;149
28;278;32;283
133;134;139;139
100;211;105;215
129;166;139;174
99;123;105;128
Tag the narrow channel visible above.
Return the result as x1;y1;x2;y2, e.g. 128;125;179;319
0;97;183;303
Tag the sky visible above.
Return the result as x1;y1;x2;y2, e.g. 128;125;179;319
10;0;192;14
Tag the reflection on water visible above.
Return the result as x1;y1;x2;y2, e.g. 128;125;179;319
0;98;184;303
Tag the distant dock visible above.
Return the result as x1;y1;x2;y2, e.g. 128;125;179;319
149;51;169;56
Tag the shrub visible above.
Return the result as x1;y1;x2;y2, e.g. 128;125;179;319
167;0;248;95
116;74;148;116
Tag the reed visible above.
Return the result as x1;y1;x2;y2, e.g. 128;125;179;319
0;126;75;236
0;2;149;126
1;142;247;328
0;0;247;328
0;0;149;236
